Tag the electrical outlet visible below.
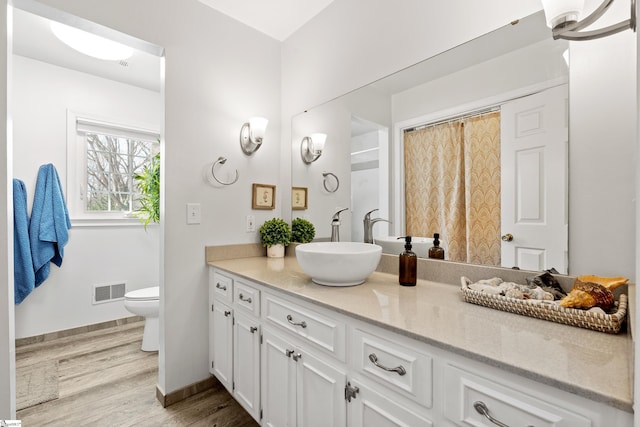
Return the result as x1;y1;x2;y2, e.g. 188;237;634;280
246;215;255;232
187;203;201;224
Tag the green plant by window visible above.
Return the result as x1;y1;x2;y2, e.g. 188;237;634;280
259;218;291;247
291;218;315;243
134;152;160;228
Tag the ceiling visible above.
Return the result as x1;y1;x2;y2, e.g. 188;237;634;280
12;7;162;92
197;0;336;41
12;0;336;92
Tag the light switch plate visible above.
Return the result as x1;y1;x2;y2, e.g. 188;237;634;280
187;203;201;224
246;215;255;232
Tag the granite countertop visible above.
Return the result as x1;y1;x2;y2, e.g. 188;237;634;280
208;256;633;412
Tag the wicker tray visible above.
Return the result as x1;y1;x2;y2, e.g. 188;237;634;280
461;278;627;334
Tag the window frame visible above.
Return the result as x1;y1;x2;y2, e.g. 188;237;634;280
66;110;160;226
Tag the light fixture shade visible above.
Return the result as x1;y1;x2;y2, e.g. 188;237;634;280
249;117;268;142
541;0;585;28
310;133;327;153
50;21;133;60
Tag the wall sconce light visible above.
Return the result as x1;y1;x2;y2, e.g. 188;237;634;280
541;0;636;40
240;116;268;155
300;133;327;164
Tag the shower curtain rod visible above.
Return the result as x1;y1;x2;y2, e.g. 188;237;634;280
404;106;500;133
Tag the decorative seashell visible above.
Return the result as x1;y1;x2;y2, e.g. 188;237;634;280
576;275;628;290
476;277;503;286
526;271;566;300
504;288;525;299
468;283;503;295
559;280;615;310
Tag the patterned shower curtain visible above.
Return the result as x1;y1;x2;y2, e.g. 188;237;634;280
404;111;501;265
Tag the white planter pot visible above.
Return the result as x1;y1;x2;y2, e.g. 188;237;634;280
266;244;285;258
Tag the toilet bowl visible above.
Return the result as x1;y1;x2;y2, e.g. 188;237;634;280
124;286;159;352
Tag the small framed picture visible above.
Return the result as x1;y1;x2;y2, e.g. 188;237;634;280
292;187;308;210
252;183;276;210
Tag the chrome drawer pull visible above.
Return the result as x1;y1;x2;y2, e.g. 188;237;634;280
292;353;302;362
473;401;509;427
239;293;252;304
286;314;307;328
368;353;406;376
216;282;227;291
250;326;258;333
224;310;231;317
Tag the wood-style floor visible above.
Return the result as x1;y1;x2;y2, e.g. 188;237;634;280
16;320;259;426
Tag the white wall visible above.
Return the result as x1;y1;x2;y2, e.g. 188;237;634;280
7;0;282;403
0;2;14;418
569;0;637;278
12;55;161;339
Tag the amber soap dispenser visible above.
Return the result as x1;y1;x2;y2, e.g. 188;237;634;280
398;236;417;286
429;233;445;260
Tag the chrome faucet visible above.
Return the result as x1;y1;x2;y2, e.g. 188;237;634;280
363;209;390;244
331;208;349;242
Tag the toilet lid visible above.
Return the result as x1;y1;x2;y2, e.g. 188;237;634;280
125;286;159;301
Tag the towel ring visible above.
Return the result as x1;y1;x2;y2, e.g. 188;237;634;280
211;157;239;186
322;172;339;193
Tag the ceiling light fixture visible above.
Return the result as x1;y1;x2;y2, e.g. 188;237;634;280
541;0;636;40
50;21;134;60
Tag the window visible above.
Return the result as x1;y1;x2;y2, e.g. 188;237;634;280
67;112;160;223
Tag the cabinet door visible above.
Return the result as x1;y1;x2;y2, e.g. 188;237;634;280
233;311;261;422
211;301;233;392
295;349;347;427
261;328;296;427
347;379;433;427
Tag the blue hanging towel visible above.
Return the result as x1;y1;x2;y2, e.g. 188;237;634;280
13;179;35;304
29;164;71;287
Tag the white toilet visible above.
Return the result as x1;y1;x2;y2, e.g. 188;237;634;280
124;286;159;352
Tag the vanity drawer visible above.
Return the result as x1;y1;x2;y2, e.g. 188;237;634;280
352;326;433;408
210;270;233;304
443;364;591;427
234;280;260;317
263;292;346;361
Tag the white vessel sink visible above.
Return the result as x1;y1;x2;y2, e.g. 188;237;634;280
295;242;382;286
374;236;433;258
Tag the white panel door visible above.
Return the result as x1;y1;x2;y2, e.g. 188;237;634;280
211;302;233;392
233;311;261;422
501;84;568;273
261;328;296;427
296;348;347;427
347;379;433;427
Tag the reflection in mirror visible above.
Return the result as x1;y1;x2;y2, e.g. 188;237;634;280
291;11;570;273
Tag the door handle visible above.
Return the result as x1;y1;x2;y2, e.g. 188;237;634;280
501;233;514;242
286;314;307;328
368;353;406;376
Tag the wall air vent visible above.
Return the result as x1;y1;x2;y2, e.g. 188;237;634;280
93;282;126;304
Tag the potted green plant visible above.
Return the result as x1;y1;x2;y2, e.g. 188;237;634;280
134;152;160;228
259;218;291;258
291;218;315;243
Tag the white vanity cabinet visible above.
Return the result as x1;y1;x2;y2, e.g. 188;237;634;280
208;270;262;422
261;326;347;427
208;266;633;427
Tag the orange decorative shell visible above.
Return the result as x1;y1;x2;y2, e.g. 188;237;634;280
576;275;628;290
559;280;615;310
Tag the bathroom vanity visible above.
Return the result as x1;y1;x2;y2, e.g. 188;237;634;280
207;255;633;426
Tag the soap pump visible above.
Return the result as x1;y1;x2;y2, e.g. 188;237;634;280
397;236;417;286
429;233;445;259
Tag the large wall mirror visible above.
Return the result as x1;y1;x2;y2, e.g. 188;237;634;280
291;11;571;273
